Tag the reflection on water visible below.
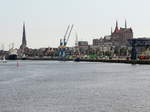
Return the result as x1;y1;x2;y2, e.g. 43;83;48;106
0;61;150;112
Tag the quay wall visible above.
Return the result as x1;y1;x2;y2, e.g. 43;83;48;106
13;57;150;64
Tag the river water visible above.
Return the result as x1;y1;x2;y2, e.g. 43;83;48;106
0;61;150;112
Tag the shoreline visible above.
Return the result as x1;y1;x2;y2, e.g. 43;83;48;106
7;57;150;65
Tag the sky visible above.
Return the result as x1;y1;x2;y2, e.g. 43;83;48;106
0;0;150;50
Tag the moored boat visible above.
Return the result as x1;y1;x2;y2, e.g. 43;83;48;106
74;57;80;62
74;56;81;62
8;48;18;60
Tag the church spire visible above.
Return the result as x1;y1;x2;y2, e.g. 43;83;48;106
116;20;118;27
114;20;119;32
22;23;27;46
20;23;27;49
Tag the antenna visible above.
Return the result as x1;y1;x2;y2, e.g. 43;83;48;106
125;19;127;28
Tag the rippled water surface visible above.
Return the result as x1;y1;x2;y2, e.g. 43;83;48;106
0;61;150;112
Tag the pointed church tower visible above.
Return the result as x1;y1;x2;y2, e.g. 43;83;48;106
114;20;119;32
20;23;27;49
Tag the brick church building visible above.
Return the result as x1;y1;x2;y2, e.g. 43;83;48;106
111;20;133;46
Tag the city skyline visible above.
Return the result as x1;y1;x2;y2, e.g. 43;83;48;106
0;0;150;50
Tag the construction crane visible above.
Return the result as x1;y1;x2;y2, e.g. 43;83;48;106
59;24;74;59
74;31;80;55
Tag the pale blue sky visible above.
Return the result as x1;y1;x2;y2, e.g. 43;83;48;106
0;0;150;49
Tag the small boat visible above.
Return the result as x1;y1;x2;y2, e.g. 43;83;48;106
22;54;27;60
74;57;80;62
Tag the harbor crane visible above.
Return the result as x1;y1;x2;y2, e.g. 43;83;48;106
59;24;74;59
